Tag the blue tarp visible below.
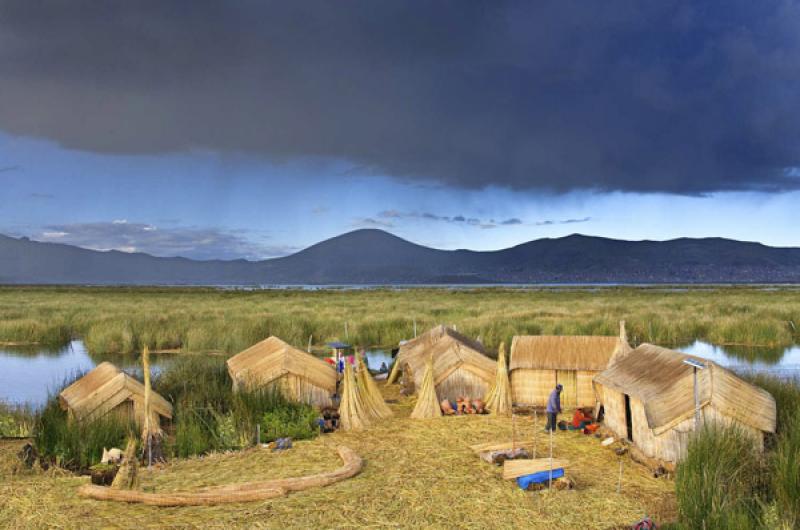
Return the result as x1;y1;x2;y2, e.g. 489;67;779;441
516;468;565;489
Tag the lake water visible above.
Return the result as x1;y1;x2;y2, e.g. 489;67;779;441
0;341;396;408
1;340;795;408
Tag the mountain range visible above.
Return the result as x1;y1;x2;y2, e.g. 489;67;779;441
2;229;800;285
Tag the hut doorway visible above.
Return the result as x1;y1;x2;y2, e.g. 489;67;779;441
556;370;578;408
624;393;634;442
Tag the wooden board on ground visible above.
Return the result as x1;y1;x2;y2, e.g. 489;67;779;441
503;458;569;480
469;441;535;454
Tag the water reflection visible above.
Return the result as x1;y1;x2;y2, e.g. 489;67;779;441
678;340;800;378
0;340;174;408
2;339;795;408
364;349;394;372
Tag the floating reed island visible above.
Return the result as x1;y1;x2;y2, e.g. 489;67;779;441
5;317;799;528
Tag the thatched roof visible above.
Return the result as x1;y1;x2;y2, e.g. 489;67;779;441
510;334;629;372
227;336;336;392
59;362;173;422
594;344;776;434
397;325;496;389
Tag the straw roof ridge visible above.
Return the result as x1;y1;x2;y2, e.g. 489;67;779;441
59;362;173;421
594;343;776;434
404;333;496;389
227;336;336;391
509;334;626;371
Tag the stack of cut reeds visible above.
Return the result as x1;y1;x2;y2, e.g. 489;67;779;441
485;342;512;416
338;360;372;431
356;353;393;419
410;357;441;419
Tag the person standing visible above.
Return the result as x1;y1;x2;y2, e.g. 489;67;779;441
545;384;563;432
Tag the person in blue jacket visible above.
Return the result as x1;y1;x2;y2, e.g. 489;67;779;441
545;384;563;432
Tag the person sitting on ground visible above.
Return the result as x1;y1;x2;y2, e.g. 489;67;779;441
463;397;476;414
472;398;486;414
570;408;591;430
545;384;563;432
440;399;456;415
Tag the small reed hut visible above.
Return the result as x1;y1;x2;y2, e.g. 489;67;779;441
227;336;337;408
58;362;173;427
594;343;777;464
388;325;496;402
509;321;631;408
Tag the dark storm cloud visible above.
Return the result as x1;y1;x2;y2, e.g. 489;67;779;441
31;221;295;260
2;1;800;194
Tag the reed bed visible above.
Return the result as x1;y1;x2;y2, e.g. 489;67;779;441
0;286;798;357
0;384;675;529
671;375;800;529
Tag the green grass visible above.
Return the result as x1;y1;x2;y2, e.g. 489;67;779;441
675;425;764;529
0;286;798;356
32;396;138;472
0;402;34;438
154;356;320;457
674;376;800;529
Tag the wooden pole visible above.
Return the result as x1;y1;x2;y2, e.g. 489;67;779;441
512;414;517;451
413;318;417;338
142;345;153;468
548;428;554;488
617;457;624;493
533;409;538;459
307;334;313;353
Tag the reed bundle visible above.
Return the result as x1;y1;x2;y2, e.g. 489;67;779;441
356;353;393;420
410;357;441;419
338;361;372;431
110;438;139;490
79;446;362;506
485;342;512;416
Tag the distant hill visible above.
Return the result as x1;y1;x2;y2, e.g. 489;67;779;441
2;229;800;285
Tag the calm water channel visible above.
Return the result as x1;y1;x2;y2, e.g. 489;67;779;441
0;341;396;407
0;340;796;408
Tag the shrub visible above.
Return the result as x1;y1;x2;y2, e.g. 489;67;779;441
261;404;319;441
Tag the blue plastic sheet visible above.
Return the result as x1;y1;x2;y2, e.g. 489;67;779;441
516;467;564;489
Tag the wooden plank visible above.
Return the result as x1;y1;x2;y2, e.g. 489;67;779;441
469;441;534;454
502;458;569;480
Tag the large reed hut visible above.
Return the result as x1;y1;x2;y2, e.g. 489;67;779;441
227;336;336;408
509;321;631;408
58;362;173;426
389;325;496;401
594;344;776;464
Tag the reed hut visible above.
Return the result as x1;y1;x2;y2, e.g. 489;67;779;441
509;321;631;408
594;344;777;463
389;325;496;401
58;362;172;427
227;336;336;408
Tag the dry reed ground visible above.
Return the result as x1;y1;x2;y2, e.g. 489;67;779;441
1;385;675;529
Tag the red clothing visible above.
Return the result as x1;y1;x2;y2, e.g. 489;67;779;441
572;410;590;428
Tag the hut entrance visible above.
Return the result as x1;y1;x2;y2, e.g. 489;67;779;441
556;370;577;408
624;393;634;442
